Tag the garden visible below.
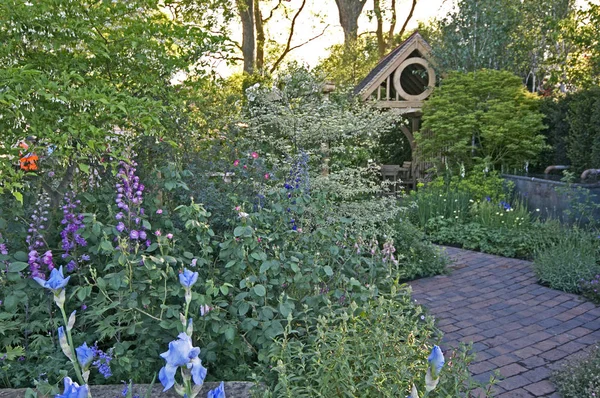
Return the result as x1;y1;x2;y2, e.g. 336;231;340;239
1;0;600;397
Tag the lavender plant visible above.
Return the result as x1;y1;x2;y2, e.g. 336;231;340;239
26;193;52;278
60;192;88;272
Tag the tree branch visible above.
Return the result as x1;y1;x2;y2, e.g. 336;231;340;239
263;0;285;23
268;0;308;73
397;0;417;40
387;0;397;45
269;24;329;74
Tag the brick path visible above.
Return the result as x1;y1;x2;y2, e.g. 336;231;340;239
409;246;600;397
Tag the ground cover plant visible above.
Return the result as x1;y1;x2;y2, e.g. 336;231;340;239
552;344;600;397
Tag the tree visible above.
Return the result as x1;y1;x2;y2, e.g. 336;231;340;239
237;0;256;73
560;2;600;89
0;0;226;202
233;0;328;75
418;70;547;172
335;0;368;44
315;37;380;88
431;0;522;73
429;0;579;91
566;87;600;174
373;0;418;58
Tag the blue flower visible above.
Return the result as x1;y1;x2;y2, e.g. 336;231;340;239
76;342;94;369
179;268;199;289
428;345;445;377
207;381;226;398
56;376;89;398
159;333;207;391
33;266;70;291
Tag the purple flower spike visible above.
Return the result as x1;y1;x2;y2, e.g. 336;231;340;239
60;192;87;262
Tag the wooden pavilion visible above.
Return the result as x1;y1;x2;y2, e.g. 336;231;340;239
354;32;436;187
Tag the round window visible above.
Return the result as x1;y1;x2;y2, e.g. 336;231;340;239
392;58;435;101
400;64;428;95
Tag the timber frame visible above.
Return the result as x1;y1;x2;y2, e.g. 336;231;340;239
354;31;436;181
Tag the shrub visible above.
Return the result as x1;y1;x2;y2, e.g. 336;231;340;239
392;219;448;280
552;344;600;398
580;274;600;304
533;230;600;293
258;287;494;397
418;69;547;173
566;86;600;174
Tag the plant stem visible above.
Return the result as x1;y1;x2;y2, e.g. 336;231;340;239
59;306;86;386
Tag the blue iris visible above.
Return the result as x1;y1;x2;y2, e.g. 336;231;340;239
159;333;207;391
56;377;89;398
428;345;445;376
179;268;199;289
33;266;70;292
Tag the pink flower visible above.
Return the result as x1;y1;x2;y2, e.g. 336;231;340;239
156;209;163;214
264;173;270;179
243;165;247;169
166;233;173;239
251;152;259;159
257;237;262;243
234;206;241;211
233;159;240;166
155;230;161;236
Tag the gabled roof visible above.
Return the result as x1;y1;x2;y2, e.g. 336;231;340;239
353;31;432;97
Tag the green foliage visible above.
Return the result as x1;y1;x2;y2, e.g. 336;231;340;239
391;220;449;280
258;288;494;397
407;172;577;260
561;3;600;89
425;218;562;259
419;70;547;172
0;0;227;198
408;171;509;228
580;274;600;305
536;96;572;171
533;229;600;293
431;0;522;73
430;0;576;90
552;344;600;397
315;37;381;90
566;86;600;174
0;147;449;388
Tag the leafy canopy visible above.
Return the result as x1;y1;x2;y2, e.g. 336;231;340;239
418;69;547;172
0;0;226;200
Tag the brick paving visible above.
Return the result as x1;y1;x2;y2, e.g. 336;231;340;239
409;246;600;397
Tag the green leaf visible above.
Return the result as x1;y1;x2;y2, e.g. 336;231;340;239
238;301;250;316
100;240;113;251
324;266;334;276
224;326;235;342
13;251;28;262
78;164;90;174
219;285;229;296
253;284;266;297
12;191;23;204
259;262;271;273
8;261;28;273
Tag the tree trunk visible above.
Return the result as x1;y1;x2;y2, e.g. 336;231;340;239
374;0;416;59
334;0;367;44
237;0;255;74
254;0;265;72
373;0;386;57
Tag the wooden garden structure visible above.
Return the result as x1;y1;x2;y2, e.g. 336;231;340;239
354;32;436;187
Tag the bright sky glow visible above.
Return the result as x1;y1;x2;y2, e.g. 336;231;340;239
214;0;592;77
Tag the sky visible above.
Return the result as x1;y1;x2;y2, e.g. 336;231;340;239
215;0;453;76
214;0;593;77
